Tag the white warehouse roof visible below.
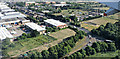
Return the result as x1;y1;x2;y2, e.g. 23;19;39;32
52;4;70;7
44;19;67;27
0;13;4;17
25;23;46;32
1;9;15;12
4;12;20;16
0;27;13;40
0;13;26;20
0;7;10;10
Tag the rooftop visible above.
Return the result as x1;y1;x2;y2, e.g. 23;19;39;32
44;19;67;27
25;22;46;32
0;27;13;40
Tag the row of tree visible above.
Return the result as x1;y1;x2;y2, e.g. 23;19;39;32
21;28;87;58
83;15;102;21
16;30;39;41
65;42;116;59
91;22;120;49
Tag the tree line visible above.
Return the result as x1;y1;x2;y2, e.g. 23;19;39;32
19;28;87;58
65;42;117;59
91;22;120;49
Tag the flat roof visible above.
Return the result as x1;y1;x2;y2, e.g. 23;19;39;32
42;10;50;13
0;27;13;40
25;22;46;32
52;4;70;7
0;13;4;17
0;13;26;20
4;12;20;16
0;7;10;10
44;19;67;27
26;2;35;3
1;9;15;12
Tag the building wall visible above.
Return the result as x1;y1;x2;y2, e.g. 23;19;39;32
39;30;46;35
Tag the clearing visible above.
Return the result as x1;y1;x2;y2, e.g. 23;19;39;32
53;9;88;16
10;28;76;57
7;35;56;56
49;28;76;40
81;17;118;31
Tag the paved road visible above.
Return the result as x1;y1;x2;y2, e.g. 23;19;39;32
66;22;89;33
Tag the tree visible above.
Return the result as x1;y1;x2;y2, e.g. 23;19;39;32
73;53;77;59
30;30;39;37
108;43;116;51
63;47;69;54
80;49;86;57
99;42;108;52
41;50;49;58
92;42;101;52
76;52;82;59
85;46;96;56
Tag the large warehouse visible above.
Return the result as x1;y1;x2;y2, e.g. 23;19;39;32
0;27;13;40
0;3;28;25
44;19;67;28
25;23;46;34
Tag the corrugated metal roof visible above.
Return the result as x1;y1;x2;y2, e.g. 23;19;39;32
25;23;46;32
4;12;20;16
0;27;13;40
44;19;67;27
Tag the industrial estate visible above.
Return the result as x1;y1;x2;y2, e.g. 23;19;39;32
0;1;120;59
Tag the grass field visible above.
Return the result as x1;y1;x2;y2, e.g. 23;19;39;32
93;7;109;10
81;17;118;31
53;9;88;16
49;28;76;40
88;50;119;57
7;35;56;56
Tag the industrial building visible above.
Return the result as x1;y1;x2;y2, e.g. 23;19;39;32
25;23;46;34
44;19;67;28
52;4;70;7
0;27;13;40
0;3;29;25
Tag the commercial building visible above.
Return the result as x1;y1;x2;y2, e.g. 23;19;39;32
0;3;29;25
44;19;67;28
25;2;35;6
0;27;13;40
52;4;70;7
25;23;46;34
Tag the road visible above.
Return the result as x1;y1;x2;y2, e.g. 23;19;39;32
66;22;89;33
62;22;104;58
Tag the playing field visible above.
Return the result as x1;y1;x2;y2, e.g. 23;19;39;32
49;28;76;40
81;17;118;31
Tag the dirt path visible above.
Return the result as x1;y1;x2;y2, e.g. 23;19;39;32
12;39;63;57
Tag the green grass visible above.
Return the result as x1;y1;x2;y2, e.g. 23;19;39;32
81;17;118;31
88;50;119;57
7;35;56;56
85;17;118;25
93;7;109;10
49;28;76;40
53;9;88;16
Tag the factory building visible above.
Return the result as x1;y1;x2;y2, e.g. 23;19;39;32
0;3;29;25
44;19;67;28
25;23;46;35
0;27;13;40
